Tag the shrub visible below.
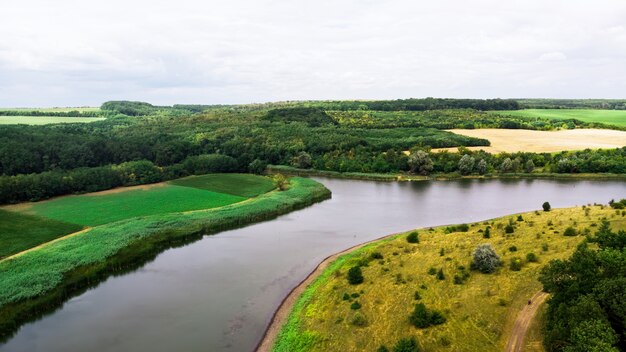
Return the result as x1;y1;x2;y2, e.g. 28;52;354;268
517;215;524;222
543;202;551;212
371;251;384;260
248;159;267;174
483;226;491;239
342;293;350;301
409;303;446;329
439;248;445;256
407;231;419;244
436;268;445;280
509;246;518;252
510;257;523;271
505;224;515;234
414;291;421;300
472;244;501;273
457;224;470;232
350;301;362;310
542;243;549;252
347;266;364;285
377;346;390;352
393;338;420;352
564;226;577;236
428;267;437;275
351;312;368;327
526;252;538;262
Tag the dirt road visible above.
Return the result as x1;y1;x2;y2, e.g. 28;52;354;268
505;291;549;352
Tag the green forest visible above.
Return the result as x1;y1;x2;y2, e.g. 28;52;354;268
1;99;625;204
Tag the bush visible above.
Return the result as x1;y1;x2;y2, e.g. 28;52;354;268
526;252;538;262
409;303;446;329
509;246;518;252
248;159;267;174
370;251;384;260
564;226;577;236
407;231;419;244
350;301;362;310
377;346;390;352
393;338;420;352
510;257;523;271
472;244;501;273
543;201;551;212
342;293;350;301
505;224;515;234
414;291;421;300
517;215;524;222
436;268;445;280
428;267;437;275
351;312;368;327
347;266;364;285
483;227;491;239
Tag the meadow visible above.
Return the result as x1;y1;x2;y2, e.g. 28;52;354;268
170;173;277;197
272;205;626;352
0;107;100;113
494;109;626;128
0;210;83;259
0;177;331;340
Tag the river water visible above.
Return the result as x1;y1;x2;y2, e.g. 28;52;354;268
1;178;625;352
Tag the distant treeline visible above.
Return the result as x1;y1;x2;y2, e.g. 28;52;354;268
0;154;238;204
518;99;626;110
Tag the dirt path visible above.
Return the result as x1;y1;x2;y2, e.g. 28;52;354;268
505;291;549;352
1;227;92;262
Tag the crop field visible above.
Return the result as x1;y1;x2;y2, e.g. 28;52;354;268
436;128;626;153
0;116;106;125
12;184;245;227
0;210;83;259
274;206;626;352
170;173;276;197
493;109;626;128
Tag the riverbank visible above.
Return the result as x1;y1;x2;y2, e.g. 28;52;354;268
264;205;626;352
0;177;331;341
267;165;626;182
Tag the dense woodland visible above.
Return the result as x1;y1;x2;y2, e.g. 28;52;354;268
540;221;626;352
1;99;625;204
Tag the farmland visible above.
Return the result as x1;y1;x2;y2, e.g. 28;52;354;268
493;109;626;128
435;128;626;153
271;205;626;352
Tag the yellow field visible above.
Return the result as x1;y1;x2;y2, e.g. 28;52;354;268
275;205;626;352
434;129;626;153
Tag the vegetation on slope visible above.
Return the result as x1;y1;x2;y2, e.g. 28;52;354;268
273;204;626;352
0;177;330;341
169;173;277;197
0;210;83;259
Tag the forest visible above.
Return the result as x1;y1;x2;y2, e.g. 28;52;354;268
1;99;625;204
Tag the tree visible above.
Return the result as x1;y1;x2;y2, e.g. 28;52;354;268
409;303;446;329
472;244;501;273
500;158;513;173
525;160;535;173
292;151;312;169
347;266;364;285
543;201;551;212
248;159;267;174
408;151;433;175
477;159;488;175
458;155;475;175
483;226;491;239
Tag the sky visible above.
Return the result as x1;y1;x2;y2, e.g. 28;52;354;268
0;0;625;107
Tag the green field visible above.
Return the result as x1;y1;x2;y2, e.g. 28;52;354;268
0;210;83;259
170;173;276;197
0;107;100;113
22;184;245;226
494;109;626;127
0;116;106;125
273;206;626;352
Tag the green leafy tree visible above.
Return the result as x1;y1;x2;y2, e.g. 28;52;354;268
458;154;475;175
408;151;433;175
472;244;501;273
347;266;364;285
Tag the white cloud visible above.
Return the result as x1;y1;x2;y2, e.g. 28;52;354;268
0;0;625;106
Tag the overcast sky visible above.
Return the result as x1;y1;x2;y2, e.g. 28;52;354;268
1;0;625;107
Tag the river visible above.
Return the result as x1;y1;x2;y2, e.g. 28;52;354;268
1;178;625;352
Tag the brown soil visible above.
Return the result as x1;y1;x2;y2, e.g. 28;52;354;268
505;291;549;352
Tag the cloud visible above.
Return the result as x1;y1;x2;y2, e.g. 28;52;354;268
0;0;625;106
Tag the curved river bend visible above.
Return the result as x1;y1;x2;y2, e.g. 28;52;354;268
2;178;625;352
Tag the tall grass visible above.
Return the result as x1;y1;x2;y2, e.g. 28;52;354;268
0;177;330;340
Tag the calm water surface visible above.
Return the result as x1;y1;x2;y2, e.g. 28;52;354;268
2;178;625;352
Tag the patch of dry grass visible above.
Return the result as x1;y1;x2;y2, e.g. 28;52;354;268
275;205;626;352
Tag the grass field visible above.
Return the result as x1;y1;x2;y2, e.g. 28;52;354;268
0;107;100;113
0;177;331;339
437;128;626;153
273;206;626;352
0;116;106;125
170;173;276;197
0;210;83;259
493;109;626;128
13;184;245;227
